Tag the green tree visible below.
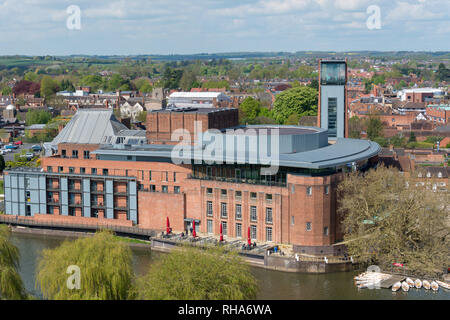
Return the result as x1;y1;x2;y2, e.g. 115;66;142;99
366;116;383;140
179;70;198;91
239;97;261;123
36;231;134;300
408;131;417;143
272;86;318;124
337;166;450;277
135;111;147;123
40;76;59;99
0;225;27;300
348;116;363;139
25;110;52;126
136;245;258;300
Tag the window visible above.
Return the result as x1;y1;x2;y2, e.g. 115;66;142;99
206;188;213;195
328;97;337;138
174;186;180;194
125;170;128;177
221;189;227;197
235;169;241;180
222;222;228;236
235;223;242;238
173;172;176;182
47;166;53;173
150;185;156;192
61;150;66;158
91;209;99;218
207;220;213;234
165;171;168;181
235;191;242;199
266;227;273;242
265;194;272;202
250;206;257;222
83;150;90;159
91;168;97;175
250;192;257;200
324;227;329;236
235;204;242;220
103;169;108;176
127;156;132;161
25;178;30;189
91;181;97;191
306;187;312;196
250;225;257;240
207;201;213;217
47;206;54;215
25;191;31;202
69;207;75;217
80;167;86;174
149;171;152;181
266;208;273;224
25;205;31;217
221;203;227;219
72;150;78;158
325;186;329;195
306;222;312;231
291;216;295;225
58;166;63;173
69;167;74;173
162;185;168;193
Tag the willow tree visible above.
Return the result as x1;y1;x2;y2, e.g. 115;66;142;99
36;230;134;300
136;245;258;300
0;225;27;300
337;165;450;277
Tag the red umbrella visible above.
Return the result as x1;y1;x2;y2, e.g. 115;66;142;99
247;226;251;245
192;221;196;238
166;217;170;234
219;223;223;242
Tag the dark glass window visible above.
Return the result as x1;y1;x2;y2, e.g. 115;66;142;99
328;97;337;138
320;62;346;85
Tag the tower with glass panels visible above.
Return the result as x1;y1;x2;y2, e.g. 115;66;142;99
318;60;348;139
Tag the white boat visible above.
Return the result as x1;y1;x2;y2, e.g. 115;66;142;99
423;280;431;290
406;278;415;288
392;282;402;292
430;281;439;291
401;281;410;292
414;279;422;289
435;280;450;290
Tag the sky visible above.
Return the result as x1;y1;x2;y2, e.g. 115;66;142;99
0;0;449;55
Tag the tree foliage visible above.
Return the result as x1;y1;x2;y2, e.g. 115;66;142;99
0;225;27;300
338;166;450;277
40;76;59;99
272;86;317;124
25;109;52;126
366;116;383;141
36;230;134;300
136;245;258;300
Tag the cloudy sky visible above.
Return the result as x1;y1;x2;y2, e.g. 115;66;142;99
0;0;448;55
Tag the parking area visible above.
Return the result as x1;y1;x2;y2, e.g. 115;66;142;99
1;142;42;162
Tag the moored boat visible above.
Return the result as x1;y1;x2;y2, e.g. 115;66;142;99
392;281;402;292
414;279;422;289
406;278;415;288
423;280;431;290
401;281;410;292
430;281;439;291
435;280;450;290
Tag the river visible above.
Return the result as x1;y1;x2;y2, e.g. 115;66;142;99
10;233;449;300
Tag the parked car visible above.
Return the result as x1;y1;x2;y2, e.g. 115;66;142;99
5;144;18;150
25;153;34;160
14;141;23;145
31;145;42;152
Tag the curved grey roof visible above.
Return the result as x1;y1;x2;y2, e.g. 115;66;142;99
51;109;128;145
94;137;381;170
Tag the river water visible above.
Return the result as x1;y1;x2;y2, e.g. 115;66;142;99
10;233;449;300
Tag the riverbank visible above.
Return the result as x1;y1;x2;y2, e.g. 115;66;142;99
8;225;354;273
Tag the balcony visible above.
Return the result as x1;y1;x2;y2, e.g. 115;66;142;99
68;201;82;207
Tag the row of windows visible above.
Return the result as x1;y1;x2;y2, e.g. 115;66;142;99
61;150;90;159
207;201;273;224
208;187;330;198
207;188;274;201
206;221;273;242
138;184;180;194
